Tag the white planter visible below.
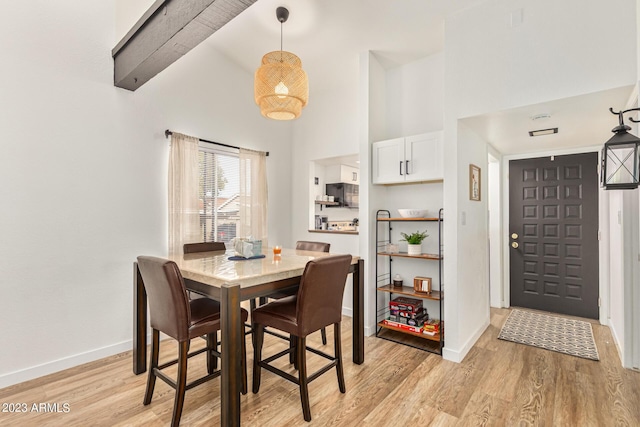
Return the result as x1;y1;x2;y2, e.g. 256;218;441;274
407;244;422;256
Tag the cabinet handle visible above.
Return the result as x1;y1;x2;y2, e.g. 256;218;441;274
399;161;403;175
406;160;410;175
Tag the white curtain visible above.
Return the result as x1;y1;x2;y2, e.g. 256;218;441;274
239;148;268;246
168;132;200;256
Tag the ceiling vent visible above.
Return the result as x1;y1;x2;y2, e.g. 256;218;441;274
529;128;558;137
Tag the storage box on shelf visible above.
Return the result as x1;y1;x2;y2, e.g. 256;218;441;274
375;209;444;354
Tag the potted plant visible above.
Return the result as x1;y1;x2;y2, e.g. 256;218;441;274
400;230;429;255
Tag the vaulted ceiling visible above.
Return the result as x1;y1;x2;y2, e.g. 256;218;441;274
115;0;636;155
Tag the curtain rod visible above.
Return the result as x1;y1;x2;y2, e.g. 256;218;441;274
164;130;269;156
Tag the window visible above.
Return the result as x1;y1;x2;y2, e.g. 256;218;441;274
198;145;240;244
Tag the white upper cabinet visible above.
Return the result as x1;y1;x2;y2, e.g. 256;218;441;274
372;131;443;184
340;165;360;184
326;164;360;184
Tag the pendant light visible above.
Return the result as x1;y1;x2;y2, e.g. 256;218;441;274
254;7;308;120
601;107;640;190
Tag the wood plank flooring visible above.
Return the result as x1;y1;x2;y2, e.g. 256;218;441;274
1;308;639;426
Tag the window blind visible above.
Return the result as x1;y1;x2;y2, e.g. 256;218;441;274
198;146;240;244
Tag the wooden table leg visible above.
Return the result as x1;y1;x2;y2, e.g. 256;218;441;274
133;262;147;375
221;283;242;427
352;259;365;364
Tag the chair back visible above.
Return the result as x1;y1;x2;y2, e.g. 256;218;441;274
295;255;351;335
184;242;226;254
137;256;191;341
296;241;330;252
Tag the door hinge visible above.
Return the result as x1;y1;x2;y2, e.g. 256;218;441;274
598;298;601;307
598;230;601;241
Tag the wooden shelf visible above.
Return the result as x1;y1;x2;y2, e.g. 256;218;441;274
377;321;441;342
377;217;439;221
377;252;442;260
377;285;442;301
375;208;444;355
308;229;358;235
315;201;339;206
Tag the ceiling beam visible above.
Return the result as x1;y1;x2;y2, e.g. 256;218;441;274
112;0;256;91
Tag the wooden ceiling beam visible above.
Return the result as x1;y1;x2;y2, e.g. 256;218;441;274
112;0;256;91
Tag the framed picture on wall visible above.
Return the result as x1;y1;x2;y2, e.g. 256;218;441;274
469;164;481;201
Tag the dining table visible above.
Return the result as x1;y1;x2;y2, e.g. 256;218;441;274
132;247;364;426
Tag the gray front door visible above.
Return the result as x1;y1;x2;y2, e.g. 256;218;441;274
509;153;599;319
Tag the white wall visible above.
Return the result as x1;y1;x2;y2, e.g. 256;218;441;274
443;0;637;361
0;1;292;388
488;151;503;308
385;53;444;138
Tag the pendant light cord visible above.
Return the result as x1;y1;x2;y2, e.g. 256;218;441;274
280;20;283;61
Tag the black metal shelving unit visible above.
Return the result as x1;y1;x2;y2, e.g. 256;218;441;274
375;208;444;355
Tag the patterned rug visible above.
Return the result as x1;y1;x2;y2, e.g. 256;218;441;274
498;309;599;361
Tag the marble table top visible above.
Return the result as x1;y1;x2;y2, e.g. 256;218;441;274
168;247;357;288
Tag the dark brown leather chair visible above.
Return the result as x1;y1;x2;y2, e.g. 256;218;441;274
183;241;226;254
295;240;330;252
251;254;352;422
137;256;248;427
265;240;331;345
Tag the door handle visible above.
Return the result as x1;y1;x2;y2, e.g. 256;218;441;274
511;233;518;239
511;242;519;249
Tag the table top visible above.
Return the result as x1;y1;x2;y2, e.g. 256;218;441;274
168;247;358;289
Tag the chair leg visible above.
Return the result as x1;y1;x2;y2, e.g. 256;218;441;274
334;323;346;393
321;327;328;345
171;341;189;427
290;335;298;368
252;324;264;394
143;329;160;405
241;330;248;395
206;332;218;374
297;336;312;421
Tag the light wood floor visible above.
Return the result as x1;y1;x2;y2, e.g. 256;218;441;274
1;308;639;426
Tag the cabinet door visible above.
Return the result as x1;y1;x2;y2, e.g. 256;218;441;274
405;131;443;182
343;183;359;207
372;137;405;184
340;165;359;184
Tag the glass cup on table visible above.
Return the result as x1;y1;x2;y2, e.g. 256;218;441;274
272;246;282;263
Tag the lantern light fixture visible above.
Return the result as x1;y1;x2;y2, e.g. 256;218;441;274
254;7;308;120
601;107;640;190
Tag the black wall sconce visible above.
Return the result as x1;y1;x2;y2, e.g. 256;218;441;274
601;107;640;190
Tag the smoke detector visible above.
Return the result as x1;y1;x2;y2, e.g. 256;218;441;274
530;113;551;121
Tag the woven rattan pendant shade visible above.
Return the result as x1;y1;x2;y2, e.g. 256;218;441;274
254;7;308;120
255;51;308;120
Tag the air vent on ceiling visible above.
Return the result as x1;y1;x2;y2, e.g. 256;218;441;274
529;128;558;137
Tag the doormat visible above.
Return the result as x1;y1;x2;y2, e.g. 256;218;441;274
498;309;599;361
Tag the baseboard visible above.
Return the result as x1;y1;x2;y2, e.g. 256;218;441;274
0;340;134;390
442;319;490;363
608;320;625;367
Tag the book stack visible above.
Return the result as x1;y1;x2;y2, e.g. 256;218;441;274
387;296;428;327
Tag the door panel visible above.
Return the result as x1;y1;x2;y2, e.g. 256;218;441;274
405;131;443;182
372;138;405;184
509;153;599;319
